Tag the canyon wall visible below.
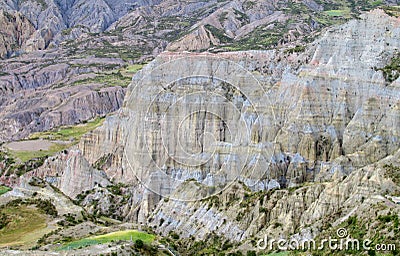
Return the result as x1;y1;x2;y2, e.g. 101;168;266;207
77;9;400;225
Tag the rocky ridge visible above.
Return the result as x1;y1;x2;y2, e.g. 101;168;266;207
22;10;400;249
0;49;129;143
1;0;398;59
0;3;399;255
0;10;36;59
0;0;398;142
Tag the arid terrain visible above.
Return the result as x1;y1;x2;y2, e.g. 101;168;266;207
0;0;399;255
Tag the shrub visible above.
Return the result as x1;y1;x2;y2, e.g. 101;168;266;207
135;239;144;249
170;232;180;240
246;251;256;256
0;213;9;229
35;199;58;217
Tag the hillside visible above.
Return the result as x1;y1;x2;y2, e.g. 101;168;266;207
0;1;399;255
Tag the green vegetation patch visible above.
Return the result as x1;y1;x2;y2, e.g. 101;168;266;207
0;186;11;196
0;199;57;248
72;71;131;87
171;233;240;255
317;8;352;25
71;63;144;88
121;64;145;77
7;118;105;163
285;45;306;54
376;53;400;84
61;28;73;36
29;117;105;142
70;63;121;70
1;198;58;217
9;143;66;163
225;20;290;51
205;24;232;44
383;5;400;17
0;150;47;176
324;9;347;17
384;164;400;194
0;206;47;247
67;43;147;61
59;230;155;250
311;209;400;256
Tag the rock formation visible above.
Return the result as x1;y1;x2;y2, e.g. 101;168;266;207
27;149;110;198
1;2;400;254
73;10;400;229
0;10;36;58
0;51;128;143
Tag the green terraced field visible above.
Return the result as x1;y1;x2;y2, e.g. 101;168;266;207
29;117;105;142
8;143;67;163
7;117;105;162
59;230;155;250
325;9;347;16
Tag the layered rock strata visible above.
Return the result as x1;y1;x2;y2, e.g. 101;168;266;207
76;9;400;222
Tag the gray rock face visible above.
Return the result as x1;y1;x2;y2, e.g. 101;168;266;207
0;10;36;58
2;7;399;248
76;10;400;227
67;0;115;33
147;154;399;243
25;149;110;198
0;0;163;56
165;0;398;51
2;0;397;59
0;86;125;142
0;50;127;143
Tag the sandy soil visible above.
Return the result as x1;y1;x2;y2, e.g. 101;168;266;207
5;140;54;151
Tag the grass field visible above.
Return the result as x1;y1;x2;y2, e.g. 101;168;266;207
121;64;145;77
324;9;350;17
72;72;131;87
71;63;144;88
0;186;11;196
29;117;105;142
7;117;105;162
0;206;50;248
9;143;66;163
59;230;155;250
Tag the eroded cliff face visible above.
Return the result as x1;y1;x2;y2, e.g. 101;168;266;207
20;9;400;247
0;0;163;56
74;9;400;225
0;10;36;58
147;156;399;244
0;50;128;143
1;0;396;60
0;85;125;143
26;149;110;198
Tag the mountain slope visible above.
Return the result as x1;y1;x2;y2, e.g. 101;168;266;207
4;8;397;255
0;0;399;58
0;1;399;255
